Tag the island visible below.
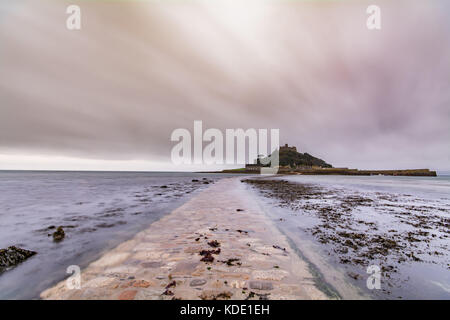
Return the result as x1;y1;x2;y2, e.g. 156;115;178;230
221;144;437;176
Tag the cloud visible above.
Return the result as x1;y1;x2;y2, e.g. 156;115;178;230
0;0;449;170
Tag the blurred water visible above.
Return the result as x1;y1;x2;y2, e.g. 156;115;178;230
0;170;228;299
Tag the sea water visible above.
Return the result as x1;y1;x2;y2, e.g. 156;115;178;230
0;171;229;299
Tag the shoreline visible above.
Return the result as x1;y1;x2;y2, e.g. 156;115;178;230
245;185;367;300
41;178;329;300
0;172;223;299
242;176;450;299
217;169;437;176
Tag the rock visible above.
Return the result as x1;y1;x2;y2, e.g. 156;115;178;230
200;253;214;263
199;290;232;300
84;276;116;288
0;246;37;271
162;289;174;296
192;179;199;182
118;290;137;300
203;181;210;184
52;226;65;241
132;280;151;288
91;252;130;267
249;281;274;291
221;258;240;266
165;280;176;289
134;288;163;300
173;261;199;274
208;240;220;248
272;245;287;252
252;269;288;281
230;280;246;289
141;261;163;268
190;279;207;287
347;272;359;280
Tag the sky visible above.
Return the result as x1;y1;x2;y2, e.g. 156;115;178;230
0;0;449;171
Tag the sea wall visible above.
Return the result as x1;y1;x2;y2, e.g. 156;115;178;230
222;168;437;176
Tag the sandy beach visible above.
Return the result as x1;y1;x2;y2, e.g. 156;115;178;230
40;178;328;300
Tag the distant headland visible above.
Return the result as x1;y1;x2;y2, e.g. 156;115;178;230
221;144;437;176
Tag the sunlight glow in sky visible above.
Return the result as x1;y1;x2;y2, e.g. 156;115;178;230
1;0;449;171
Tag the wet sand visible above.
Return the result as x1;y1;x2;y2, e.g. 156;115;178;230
243;177;450;299
41;178;328;300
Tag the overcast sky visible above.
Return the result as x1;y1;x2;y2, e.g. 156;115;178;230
0;0;449;171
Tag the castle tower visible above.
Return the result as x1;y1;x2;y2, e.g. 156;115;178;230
280;144;297;152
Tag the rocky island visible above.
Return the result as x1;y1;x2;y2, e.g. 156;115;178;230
222;144;437;177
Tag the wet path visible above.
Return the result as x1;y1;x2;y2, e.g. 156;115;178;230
41;178;328;300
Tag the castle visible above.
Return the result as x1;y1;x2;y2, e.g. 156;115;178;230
245;144;297;171
280;144;297;153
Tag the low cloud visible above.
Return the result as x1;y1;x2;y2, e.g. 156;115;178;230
0;0;449;170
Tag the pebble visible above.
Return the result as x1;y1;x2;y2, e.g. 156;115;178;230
252;269;288;281
118;290;137;300
141;261;163;268
189;279;207;287
249;281;274;290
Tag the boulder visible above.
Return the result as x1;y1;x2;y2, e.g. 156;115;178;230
52;226;65;242
0;246;37;272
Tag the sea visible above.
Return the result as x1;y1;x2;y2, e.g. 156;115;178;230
1;171;449;300
0;171;231;299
